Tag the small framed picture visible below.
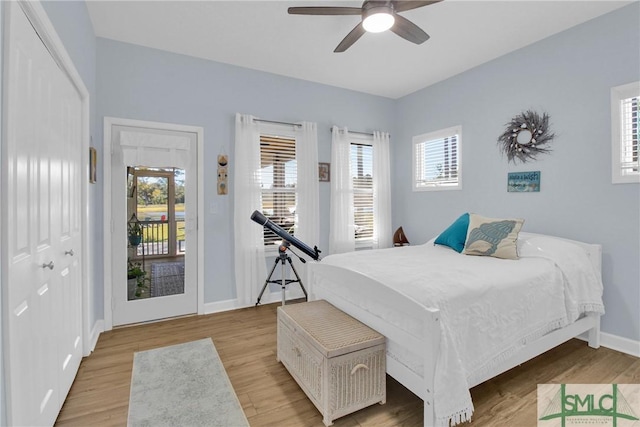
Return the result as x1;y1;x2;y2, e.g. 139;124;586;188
89;147;97;184
318;162;330;182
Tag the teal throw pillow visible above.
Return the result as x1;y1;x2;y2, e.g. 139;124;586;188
434;213;469;253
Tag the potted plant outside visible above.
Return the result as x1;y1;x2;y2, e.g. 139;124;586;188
128;215;143;247
127;260;149;299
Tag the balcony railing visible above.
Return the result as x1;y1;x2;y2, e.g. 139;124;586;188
134;219;185;257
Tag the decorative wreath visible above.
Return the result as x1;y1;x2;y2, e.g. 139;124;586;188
498;110;554;164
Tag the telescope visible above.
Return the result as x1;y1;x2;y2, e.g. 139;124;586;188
250;210;321;261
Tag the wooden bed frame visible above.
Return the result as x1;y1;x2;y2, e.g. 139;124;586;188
307;236;602;427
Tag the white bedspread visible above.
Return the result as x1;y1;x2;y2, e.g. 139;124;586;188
315;233;604;426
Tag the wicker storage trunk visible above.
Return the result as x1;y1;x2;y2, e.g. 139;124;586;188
277;300;386;426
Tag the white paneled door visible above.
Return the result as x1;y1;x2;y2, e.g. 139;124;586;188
3;3;83;425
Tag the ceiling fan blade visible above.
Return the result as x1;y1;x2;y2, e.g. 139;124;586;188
393;1;442;13
390;14;429;44
334;22;366;53
288;6;362;16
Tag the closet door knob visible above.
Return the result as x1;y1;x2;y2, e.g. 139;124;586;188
41;261;54;270
65;249;74;256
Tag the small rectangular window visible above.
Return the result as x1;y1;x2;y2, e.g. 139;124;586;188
612;82;640;184
259;135;297;247
413;125;462;191
351;143;374;247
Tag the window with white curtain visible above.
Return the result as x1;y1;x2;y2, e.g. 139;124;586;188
413;125;462;191
351;138;374;247
259;132;297;248
611;82;639;184
330;127;390;254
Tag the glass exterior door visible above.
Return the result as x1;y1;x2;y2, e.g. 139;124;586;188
127;167;185;301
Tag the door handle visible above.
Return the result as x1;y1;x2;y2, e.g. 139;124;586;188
41;261;54;270
65;249;74;256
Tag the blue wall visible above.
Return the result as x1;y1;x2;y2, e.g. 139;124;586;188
2;12;636;417
1;2;629;425
393;3;640;341
96;38;396;305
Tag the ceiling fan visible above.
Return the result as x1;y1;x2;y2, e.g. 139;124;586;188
288;1;442;53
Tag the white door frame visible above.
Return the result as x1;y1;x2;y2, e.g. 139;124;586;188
1;0;91;354
103;117;204;331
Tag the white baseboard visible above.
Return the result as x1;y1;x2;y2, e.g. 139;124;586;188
89;319;104;353
204;288;306;315
204;298;244;314
577;331;640;358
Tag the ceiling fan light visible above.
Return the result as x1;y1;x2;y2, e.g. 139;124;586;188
363;12;395;33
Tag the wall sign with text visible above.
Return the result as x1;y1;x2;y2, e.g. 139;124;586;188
508;171;540;192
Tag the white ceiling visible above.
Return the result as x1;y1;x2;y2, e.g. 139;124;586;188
86;1;632;99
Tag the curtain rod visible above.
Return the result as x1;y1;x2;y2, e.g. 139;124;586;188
331;128;379;137
253;118;302;128
252;118;382;137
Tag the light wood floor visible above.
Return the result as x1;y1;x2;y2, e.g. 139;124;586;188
56;302;639;426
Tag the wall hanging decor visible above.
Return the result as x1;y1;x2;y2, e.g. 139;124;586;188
498;110;554;164
217;153;228;195
507;171;540;192
89;147;97;183
318;162;330;182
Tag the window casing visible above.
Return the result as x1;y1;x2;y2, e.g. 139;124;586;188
350;138;374;248
612;82;640;184
259;130;297;249
413;125;462;191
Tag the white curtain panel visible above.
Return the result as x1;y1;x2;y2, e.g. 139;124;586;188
329;126;355;254
295;122;320;270
372;131;393;249
233;113;267;305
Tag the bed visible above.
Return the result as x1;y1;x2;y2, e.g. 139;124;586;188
306;232;604;427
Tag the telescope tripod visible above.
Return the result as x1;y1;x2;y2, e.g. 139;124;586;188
255;246;307;306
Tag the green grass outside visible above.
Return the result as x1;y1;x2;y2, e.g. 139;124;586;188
137;204;185;243
138;203;184;215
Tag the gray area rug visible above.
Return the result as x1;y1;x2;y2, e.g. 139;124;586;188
128;338;249;427
150;261;185;297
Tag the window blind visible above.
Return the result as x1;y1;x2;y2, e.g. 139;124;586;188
415;134;459;188
260;135;297;247
120;130;192;169
351;143;374;244
620;96;639;176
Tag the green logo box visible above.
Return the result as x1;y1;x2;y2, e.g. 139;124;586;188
538;384;640;427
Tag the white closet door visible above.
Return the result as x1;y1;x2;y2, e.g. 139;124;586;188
52;54;84;402
3;3;83;425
